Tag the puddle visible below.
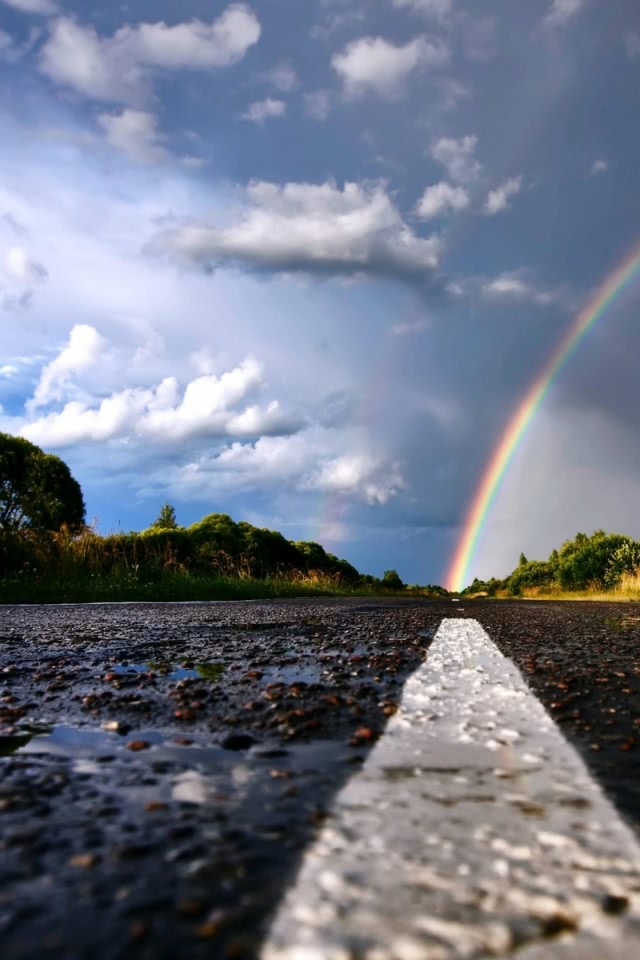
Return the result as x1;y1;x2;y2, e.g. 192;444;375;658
112;661;225;681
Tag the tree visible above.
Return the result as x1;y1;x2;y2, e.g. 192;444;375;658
382;569;404;590
0;432;85;533
152;503;178;530
518;552;528;567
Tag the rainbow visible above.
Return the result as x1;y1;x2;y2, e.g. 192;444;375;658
446;242;640;592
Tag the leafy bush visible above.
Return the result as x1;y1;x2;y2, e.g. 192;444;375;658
604;539;640;587
555;530;630;590
507;560;556;594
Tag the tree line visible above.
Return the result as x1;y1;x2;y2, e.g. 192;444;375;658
464;530;640;596
0;431;441;595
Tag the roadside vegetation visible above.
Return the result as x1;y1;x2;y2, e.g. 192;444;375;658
0;432;446;604
464;530;640;601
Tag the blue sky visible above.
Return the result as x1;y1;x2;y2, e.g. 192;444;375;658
1;0;639;585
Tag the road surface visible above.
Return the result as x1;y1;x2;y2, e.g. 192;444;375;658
2;598;640;958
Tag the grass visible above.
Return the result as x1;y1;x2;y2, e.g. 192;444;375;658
0;570;416;605
505;572;640;602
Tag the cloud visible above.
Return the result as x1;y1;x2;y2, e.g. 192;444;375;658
1;245;47;308
389;318;430;335
481;271;554;305
241;98;286;123
0;0;56;14
165;432;405;506
590;158;608;176
148;179;443;285
263;62;297;92
484;175;522;215
540;0;584;30
98;109;168;163
0;28;17;61
310;9;366;42
304;90;332;121
21;355;304;448
462;16;498;62
416;181;469;219
430;135;481;184
625;32;640;59
393;0;453;21
29;323;106;411
332;35;449;98
39;5;261;103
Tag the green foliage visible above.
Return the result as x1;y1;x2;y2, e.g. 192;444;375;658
507;560;556;594
151;503;178;530
500;530;640;595
0;432;431;601
382;569;404;590
462;576;505;597
0;432;85;533
604;540;640;587
555;530;630;590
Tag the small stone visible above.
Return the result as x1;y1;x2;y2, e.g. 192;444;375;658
221;733;256;751
196;909;227;938
126;739;151;751
144;801;168;812
69;853;99;869
176;898;206;916
602;894;629;915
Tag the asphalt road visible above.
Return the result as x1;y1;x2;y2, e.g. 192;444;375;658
1;598;639;959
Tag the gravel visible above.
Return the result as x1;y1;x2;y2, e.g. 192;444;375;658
1;597;639;959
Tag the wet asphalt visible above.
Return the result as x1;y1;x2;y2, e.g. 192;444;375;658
1;597;640;959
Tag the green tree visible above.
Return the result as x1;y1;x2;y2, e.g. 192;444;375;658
152;503;178;530
0;432;85;533
518;552;528;567
382;569;404;590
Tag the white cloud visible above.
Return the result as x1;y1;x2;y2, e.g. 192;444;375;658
0;364;18;377
5;245;46;284
393;0;453;21
540;0;584;30
590;158;608;176
415;181;469;219
484;175;522;215
167;432;405;506
314;454;404;504
263;62;297;92
1;245;47;308
149;179;443;284
241;98;286;123
482;271;553;305
430;135;480;184
390;318;430;335
40;5;261;103
310;10;366;42
22;354;304;448
332;35;449;98
29;323;106;411
0;28;16;60
0;0;56;14
98;109;168;163
304;89;332;121
625;32;640;59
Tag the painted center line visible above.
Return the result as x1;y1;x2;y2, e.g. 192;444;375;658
262;618;640;960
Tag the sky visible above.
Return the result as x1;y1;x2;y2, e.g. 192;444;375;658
0;0;639;587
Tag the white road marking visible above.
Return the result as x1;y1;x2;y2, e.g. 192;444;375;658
262;618;640;959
